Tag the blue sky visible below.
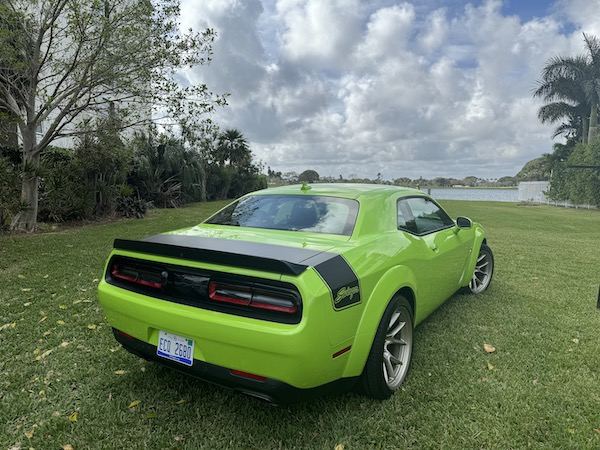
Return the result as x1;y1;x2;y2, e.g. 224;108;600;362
502;0;555;21
179;0;600;179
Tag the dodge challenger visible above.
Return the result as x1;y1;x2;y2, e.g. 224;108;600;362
97;183;493;403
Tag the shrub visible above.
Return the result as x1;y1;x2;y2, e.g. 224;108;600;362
298;169;320;183
565;139;600;206
38;147;88;222
548;139;600;207
74;119;133;216
228;165;267;198
129;135;184;208
116;196;147;218
0;154;22;230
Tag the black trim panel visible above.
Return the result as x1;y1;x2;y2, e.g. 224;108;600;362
314;255;361;310
106;255;303;324
113;234;362;311
114;235;338;276
113;328;358;404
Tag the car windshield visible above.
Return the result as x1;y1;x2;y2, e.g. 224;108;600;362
205;195;359;236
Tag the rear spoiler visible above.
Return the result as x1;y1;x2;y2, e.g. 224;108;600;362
113;235;335;276
113;234;362;309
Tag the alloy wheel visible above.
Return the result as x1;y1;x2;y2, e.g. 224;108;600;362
383;305;413;389
469;248;493;293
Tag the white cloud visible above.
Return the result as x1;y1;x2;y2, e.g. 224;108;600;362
276;0;363;68
179;0;599;179
357;4;416;59
555;0;600;38
419;8;448;52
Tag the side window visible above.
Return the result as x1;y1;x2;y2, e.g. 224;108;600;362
397;199;417;233
397;197;453;235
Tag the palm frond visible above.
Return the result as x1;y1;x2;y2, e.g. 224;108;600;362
552;122;578;139
533;77;587;102
583;33;600;68
537;102;578;123
541;55;589;82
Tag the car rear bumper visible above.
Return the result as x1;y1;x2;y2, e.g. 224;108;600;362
98;279;354;391
113;328;357;404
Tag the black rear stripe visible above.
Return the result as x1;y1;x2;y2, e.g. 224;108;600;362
314;255;361;310
113;235;360;309
113;237;320;276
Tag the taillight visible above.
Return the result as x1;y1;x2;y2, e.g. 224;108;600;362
208;282;251;306
110;263;164;289
106;256;302;323
208;281;298;314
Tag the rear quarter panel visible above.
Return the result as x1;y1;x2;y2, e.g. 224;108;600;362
330;192;422;378
336;194;486;378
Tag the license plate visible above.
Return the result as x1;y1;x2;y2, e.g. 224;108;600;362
156;330;194;366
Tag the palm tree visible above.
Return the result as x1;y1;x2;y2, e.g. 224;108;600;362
217;129;251;167
534;34;600;143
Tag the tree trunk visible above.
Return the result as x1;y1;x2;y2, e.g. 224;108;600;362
199;164;207;202
588;102;599;143
12;127;40;232
582;117;589;144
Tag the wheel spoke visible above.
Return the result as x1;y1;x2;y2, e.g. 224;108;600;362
380;305;413;390
469;248;493;294
387;320;405;338
383;351;394;379
389;353;402;365
386;336;406;345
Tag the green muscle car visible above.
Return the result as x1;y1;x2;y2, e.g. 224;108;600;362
97;183;493;403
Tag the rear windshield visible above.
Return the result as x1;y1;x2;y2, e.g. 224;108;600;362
206;195;359;236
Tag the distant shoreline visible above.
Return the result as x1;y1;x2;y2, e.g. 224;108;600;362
426;186;518;190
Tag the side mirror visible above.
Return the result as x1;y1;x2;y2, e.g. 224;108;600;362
456;216;472;229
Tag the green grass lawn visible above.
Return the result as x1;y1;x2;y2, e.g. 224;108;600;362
1;200;599;449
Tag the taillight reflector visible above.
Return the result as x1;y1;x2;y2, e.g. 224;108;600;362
208;281;251;306
208;281;298;314
332;345;352;358
230;369;267;382
111;265;163;289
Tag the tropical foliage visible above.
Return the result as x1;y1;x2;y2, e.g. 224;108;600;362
0;127;266;230
0;150;21;229
545;140;600;207
515;156;552;181
0;0;224;230
534;33;600;206
534;33;600;144
298;170;320;183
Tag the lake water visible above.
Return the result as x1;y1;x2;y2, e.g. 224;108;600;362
428;188;519;202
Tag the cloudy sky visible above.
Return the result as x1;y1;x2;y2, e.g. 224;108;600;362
179;0;600;180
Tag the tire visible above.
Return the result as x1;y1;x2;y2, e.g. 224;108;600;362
360;295;414;400
466;244;494;294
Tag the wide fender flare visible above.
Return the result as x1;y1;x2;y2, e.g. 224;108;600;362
342;265;418;378
460;224;487;287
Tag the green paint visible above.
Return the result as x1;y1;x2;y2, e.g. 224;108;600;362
98;184;486;389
